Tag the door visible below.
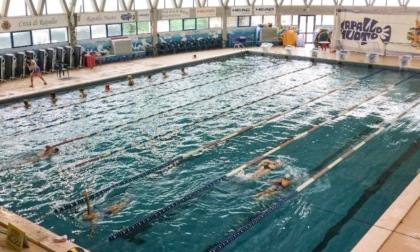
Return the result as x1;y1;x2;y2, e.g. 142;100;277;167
298;15;315;44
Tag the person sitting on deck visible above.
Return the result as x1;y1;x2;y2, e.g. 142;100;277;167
250;159;284;179
254;174;292;198
82;191;130;221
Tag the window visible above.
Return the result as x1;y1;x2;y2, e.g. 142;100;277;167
207;0;220;7
251;16;263;26
46;0;64;14
373;0;387;6
353;0;367;5
7;0;28;16
0;33;12;49
51;28;67;43
264;16;276;26
322;15;334;25
32;29;50;45
197;18;209;29
238;16;251;27
227;17;238;27
182;0;195;7
407;0;420;6
184;19;196;30
340;0;354;5
76;26;91;40
157;0;174;9
138;22;150;34
170;19;182;31
292;0;305;5
107;24;122;37
386;0;401;6
104;0;119;11
91;25;106;38
281;15;292;26
209;17;222;28
233;0;249;6
322;0;335;5
157;20;170;32
311;0;322;5
12;31;32;47
134;0;149;9
123;23;137;35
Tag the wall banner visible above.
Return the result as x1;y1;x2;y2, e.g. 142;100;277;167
254;6;276;16
230;7;252;17
137;10;150;22
0;15;68;33
335;9;420;55
161;9;191;20
196;8;217;18
78;11;136;26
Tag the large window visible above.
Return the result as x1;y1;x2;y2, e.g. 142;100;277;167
123;23;137;35
138;22;151;34
184;19;196;30
0;33;12;49
32;29;50;45
170;19;183;31
238;16;251;27
209;17;222;28
12;31;32;47
107;24;122;37
157;20;170;32
51;28;67;43
91;25;106;38
76;26;91;40
227;17;238;27
197;18;209;29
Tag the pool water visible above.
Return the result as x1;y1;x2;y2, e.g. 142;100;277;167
0;55;419;252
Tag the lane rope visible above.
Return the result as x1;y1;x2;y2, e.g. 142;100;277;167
106;73;416;242
13;61;300;138
208;100;419;252
55;65;335;174
54;69;383;212
49;64;316;146
0;64;249;124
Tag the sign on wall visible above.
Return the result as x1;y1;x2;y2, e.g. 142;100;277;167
230;6;252;17
137;10;150;22
254;6;276;16
196;8;217;18
78;11;136;26
0;14;68;33
335;9;420;55
161;9;191;20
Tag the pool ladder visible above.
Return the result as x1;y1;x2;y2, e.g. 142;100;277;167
234;43;245;52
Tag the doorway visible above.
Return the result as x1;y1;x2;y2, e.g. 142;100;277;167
298;15;315;44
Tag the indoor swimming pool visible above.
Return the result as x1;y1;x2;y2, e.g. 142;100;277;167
0;55;419;252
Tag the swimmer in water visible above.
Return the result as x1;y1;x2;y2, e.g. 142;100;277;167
254;174;292;198
79;89;88;98
127;75;134;86
82;191;130;221
250;159;284;179
29;145;59;162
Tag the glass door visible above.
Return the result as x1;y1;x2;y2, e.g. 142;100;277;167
298;15;315;44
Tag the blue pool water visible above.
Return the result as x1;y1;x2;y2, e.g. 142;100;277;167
0;55;419;252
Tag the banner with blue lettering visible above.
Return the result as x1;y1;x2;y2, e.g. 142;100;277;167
334;9;420;56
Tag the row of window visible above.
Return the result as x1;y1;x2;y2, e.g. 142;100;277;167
1;0;417;17
0;15;334;49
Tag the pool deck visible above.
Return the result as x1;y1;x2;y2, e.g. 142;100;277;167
0;45;419;251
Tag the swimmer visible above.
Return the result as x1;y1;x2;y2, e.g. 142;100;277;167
105;84;112;92
181;67;187;75
147;75;152;82
162;72;168;78
82;191;130;221
13;99;31;109
26;56;47;87
50;93;58;103
251;159;284;179
192;54;197;59
254;174;292;198
29;145;59;162
127;75;134;86
79;88;88;98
